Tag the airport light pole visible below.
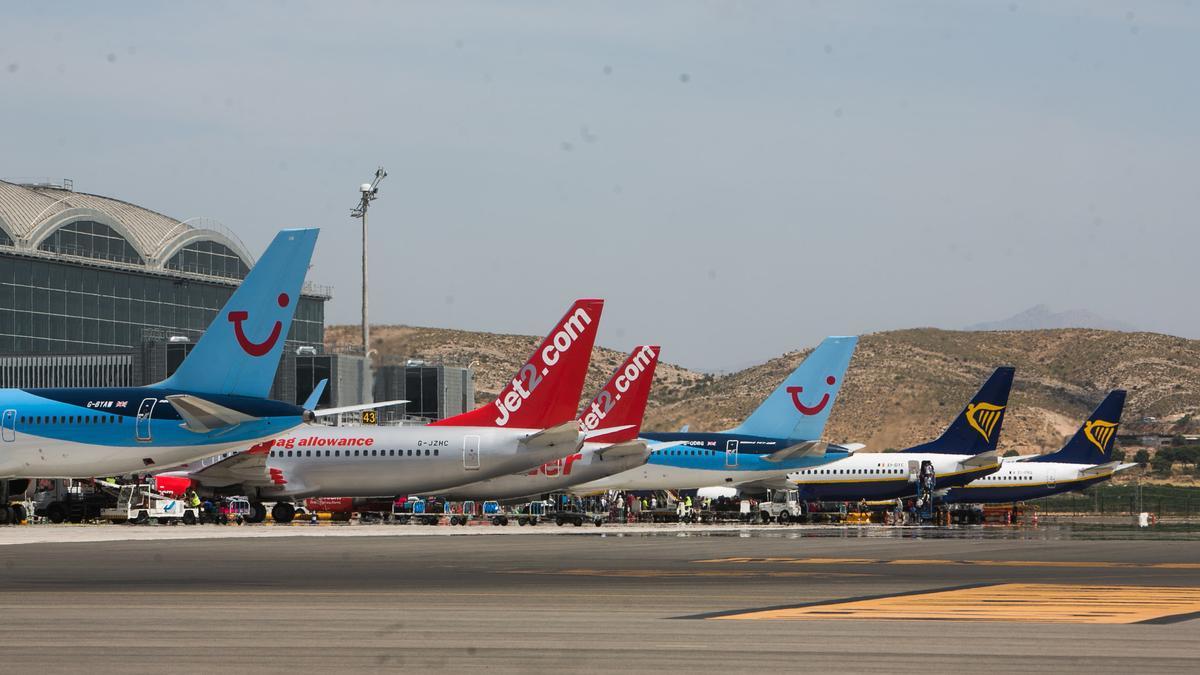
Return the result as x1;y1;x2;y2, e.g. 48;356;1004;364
351;167;386;358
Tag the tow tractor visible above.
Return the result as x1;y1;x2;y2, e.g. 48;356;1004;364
757;489;804;524
100;483;200;525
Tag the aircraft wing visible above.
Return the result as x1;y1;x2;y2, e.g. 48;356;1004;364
166;395;258;433
594;440;651;460
307;400;408;418
521;421;584;452
763;440;827;462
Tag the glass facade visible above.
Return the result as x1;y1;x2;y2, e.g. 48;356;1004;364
37;220;143;266
165;240;249;280
0;252;324;355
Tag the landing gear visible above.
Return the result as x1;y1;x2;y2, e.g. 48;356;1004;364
46;502;67;524
247;502;267;524
271;502;296;524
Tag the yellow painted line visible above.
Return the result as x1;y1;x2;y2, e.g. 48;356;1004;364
693;557;1200;570
504;568;872;579
713;584;1200;624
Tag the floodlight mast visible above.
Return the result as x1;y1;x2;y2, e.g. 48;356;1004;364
351;167;386;358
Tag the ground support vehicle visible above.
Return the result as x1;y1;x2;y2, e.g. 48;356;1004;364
100;484;199;525
33;480;116;523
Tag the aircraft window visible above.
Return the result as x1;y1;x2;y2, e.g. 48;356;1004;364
408;449;413;456
434;449;439;456
119;416;123;424
425;449;430;456
19;416;25;424
307;450;313;457
335;450;340;457
287;450;293;457
353;450;359;457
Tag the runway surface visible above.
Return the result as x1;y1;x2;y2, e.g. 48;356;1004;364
1;526;1198;673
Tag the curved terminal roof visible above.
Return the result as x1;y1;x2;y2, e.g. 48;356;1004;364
0;179;255;278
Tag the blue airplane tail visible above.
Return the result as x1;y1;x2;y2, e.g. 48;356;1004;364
724;336;857;442
160;228;319;399
1029;390;1126;464
903;366;1015;455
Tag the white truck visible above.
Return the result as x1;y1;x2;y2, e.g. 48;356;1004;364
757;489;803;524
100;484;200;525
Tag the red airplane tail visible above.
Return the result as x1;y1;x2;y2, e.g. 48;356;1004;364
432;299;604;429
580;345;660;443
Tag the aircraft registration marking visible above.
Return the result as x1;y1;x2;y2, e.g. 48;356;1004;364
693;557;1200;570
709;584;1200;624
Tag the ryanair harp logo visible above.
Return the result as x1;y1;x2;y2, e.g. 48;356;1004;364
1084;419;1118;453
965;402;1005;442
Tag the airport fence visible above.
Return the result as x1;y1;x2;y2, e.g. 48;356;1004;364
1036;484;1200;517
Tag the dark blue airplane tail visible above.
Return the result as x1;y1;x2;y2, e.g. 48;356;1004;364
1029;390;1126;465
902;366;1015;455
160;228;319;399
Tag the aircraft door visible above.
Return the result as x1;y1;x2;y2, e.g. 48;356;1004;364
907;460;920;482
463;435;480;470
135;398;157;442
2;409;16;442
725;440;739;467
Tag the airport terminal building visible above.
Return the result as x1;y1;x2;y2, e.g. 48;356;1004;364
0;179;352;406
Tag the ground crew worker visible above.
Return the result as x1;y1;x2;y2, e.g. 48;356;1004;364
185;487;201;511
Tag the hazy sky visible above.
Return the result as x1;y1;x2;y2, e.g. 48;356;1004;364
2;2;1197;370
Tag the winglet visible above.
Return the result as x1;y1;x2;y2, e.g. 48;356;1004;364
303;379;328;410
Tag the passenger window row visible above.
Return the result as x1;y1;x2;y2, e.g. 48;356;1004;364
796;468;905;475
18;414;122;425
268;448;441;459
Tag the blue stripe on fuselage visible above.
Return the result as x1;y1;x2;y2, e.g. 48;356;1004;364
0;387;304;448
640;432;846;472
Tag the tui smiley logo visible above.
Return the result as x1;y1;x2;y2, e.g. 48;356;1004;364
228;293;289;357
787;376;837;416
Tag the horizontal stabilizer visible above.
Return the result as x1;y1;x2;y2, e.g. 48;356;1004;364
963;449;1001;469
584;425;633;440
831;442;866;454
306;400;408;418
595;440;650;460
764;440;827;462
1081;461;1138;477
520;420;584;452
166;395;258;433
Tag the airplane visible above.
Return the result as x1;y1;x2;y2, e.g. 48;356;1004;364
572;336;859;493
438;344;662;501
175;299;605;523
787;366;1013;501
942;390;1134;504
0;228;325;511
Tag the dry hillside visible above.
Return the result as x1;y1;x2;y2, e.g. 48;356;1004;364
327;325;1200;455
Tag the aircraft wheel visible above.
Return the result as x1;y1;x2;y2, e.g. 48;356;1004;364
10;504;25;523
46;502;66;524
248;502;267;524
272;502;296;524
182;511;197;525
778;511;791;525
